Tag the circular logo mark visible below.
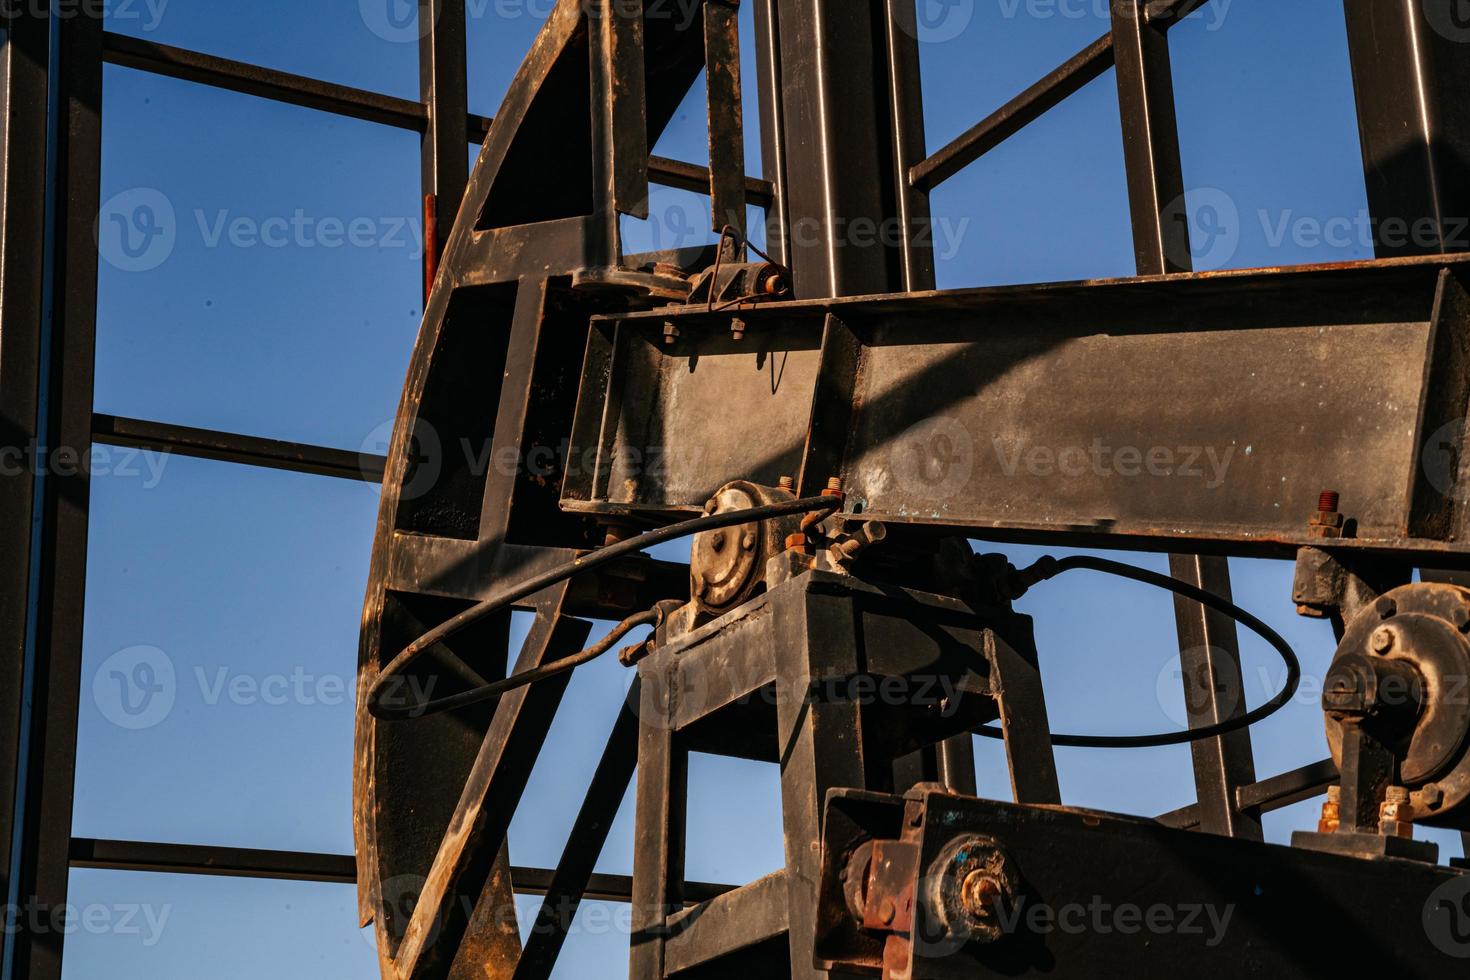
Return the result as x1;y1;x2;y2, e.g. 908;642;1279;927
1424;0;1470;42
93;645;176;730
96;188;176;273
1154;648;1245;729
362;419;443;502
360;0;430;43
625;655;710;732
372;874;446;949
901;0;976;43
1162;187;1240;272
890;416;974;500
1424;875;1470;958
1423;417;1468;501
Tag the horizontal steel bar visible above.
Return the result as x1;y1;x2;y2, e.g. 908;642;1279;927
648;154;776;210
1156;758;1339;831
910;32;1115;191
69;838;357;884
68;838;733;904
102;36;774;218
92;414;386;483
101;32;428;130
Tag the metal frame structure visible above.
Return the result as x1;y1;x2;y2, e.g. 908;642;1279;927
0;3;765;978
350;1;1470;978
5;0;1470;978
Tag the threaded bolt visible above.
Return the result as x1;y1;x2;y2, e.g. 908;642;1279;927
1385;786;1410;805
777;475;794;491
827;476;844;492
1318;490;1340;513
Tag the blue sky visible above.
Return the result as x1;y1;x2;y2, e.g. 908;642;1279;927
57;1;1461;977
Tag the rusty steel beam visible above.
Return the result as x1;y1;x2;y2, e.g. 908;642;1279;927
564;255;1470;562
910;33;1115;192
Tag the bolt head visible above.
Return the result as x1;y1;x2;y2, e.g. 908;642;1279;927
1422;783;1446;809
961;872;1002;919
1454;607;1470;633
1370;627;1396;655
741;531;756;551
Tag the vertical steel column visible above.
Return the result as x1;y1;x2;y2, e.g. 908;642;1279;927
704;0;746;249
771;0;900;297
10;5;104;978
0;11;51;977
774;589;872;980
751;0;790;266
1166;555;1263;838
773;0;963;789
628;665;688;980
1110;0;1189;275
883;0;935;292
1345;6;1470;865
1342;0;1470;257
1111;1;1261;839
419;0;468;291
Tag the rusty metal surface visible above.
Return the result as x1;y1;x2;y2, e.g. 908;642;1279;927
819;787;1470;978
344;1;1470;978
565;257;1470;560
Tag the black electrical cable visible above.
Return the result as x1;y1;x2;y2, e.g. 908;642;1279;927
366;495;842;720
975;554;1301;749
371;607;659;720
